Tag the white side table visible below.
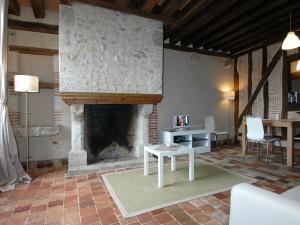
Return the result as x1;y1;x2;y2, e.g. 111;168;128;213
144;144;195;188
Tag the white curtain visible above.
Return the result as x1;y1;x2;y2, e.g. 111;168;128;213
0;0;31;192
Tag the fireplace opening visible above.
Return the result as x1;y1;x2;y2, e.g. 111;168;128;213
84;104;137;164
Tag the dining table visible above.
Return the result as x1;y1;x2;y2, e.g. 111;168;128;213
241;119;300;167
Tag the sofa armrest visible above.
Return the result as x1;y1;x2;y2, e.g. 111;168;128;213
229;183;300;225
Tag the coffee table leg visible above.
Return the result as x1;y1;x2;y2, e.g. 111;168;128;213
171;156;176;171
144;150;149;176
189;150;194;181
158;155;164;188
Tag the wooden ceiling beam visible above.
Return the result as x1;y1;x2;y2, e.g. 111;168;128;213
181;0;264;46
217;12;300;51
141;0;160;14
164;0;215;40
163;43;232;58
209;3;300;50
196;0;288;48
161;0;190;18
169;0;240;45
76;0;177;24
8;19;58;34
9;45;58;56
116;0;130;8
226;20;300;53
8;0;20;16
31;0;45;18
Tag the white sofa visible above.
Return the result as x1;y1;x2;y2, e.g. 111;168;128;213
229;183;300;225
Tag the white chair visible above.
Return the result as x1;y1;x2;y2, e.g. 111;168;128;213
246;117;283;163
205;116;229;145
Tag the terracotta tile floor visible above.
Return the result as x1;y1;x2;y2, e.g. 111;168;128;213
1;145;300;225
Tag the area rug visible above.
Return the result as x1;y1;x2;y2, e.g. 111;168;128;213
103;161;254;218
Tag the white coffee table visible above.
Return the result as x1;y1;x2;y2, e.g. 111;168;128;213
144;144;195;188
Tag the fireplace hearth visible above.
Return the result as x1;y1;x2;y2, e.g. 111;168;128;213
84;104;137;163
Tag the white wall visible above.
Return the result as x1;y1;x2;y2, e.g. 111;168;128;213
158;49;233;137
7;7;71;162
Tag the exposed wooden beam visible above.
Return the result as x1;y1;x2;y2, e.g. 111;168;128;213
262;47;269;119
8;19;58;34
211;4;300;51
237;48;282;128
141;0;160;14
248;52;252;115
161;0;189;18
218;13;300;52
8;0;20;16
182;0;263;47
60;92;163;105
164;0;215;40
233;57;239;140
282;50;288;119
169;0;239;45
30;0;45;18
9;45;58;56
116;0;129;8
163;44;232;58
76;0;177;24
228;26;300;54
199;0;288;48
231;39;278;57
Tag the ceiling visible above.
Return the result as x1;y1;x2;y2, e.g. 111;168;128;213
8;0;300;57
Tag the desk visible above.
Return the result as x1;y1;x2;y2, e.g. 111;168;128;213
242;119;300;167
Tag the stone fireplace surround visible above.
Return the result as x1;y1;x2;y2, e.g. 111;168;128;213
61;93;162;171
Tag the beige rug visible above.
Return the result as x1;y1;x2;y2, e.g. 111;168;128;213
103;161;254;218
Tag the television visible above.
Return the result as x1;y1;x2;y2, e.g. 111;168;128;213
173;115;190;129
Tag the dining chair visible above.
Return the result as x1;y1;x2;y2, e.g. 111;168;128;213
205;116;230;146
246;117;284;164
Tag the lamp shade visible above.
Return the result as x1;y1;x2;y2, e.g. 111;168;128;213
14;75;39;92
282;31;300;50
297;60;300;71
225;91;235;100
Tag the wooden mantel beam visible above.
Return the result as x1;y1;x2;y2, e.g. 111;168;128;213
31;0;45;18
237;48;282;128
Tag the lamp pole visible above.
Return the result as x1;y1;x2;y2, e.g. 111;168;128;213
14;75;39;173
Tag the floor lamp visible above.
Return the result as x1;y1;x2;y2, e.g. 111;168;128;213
14;75;39;172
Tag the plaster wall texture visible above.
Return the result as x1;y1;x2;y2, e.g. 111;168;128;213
159;49;234;138
59;2;163;94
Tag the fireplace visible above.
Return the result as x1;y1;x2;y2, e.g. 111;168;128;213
84;104;137;163
59;2;163;171
65;101;156;170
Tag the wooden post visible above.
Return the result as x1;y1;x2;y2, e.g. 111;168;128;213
234;57;239;142
282;50;288;119
262;46;269;119
248;52;252;115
